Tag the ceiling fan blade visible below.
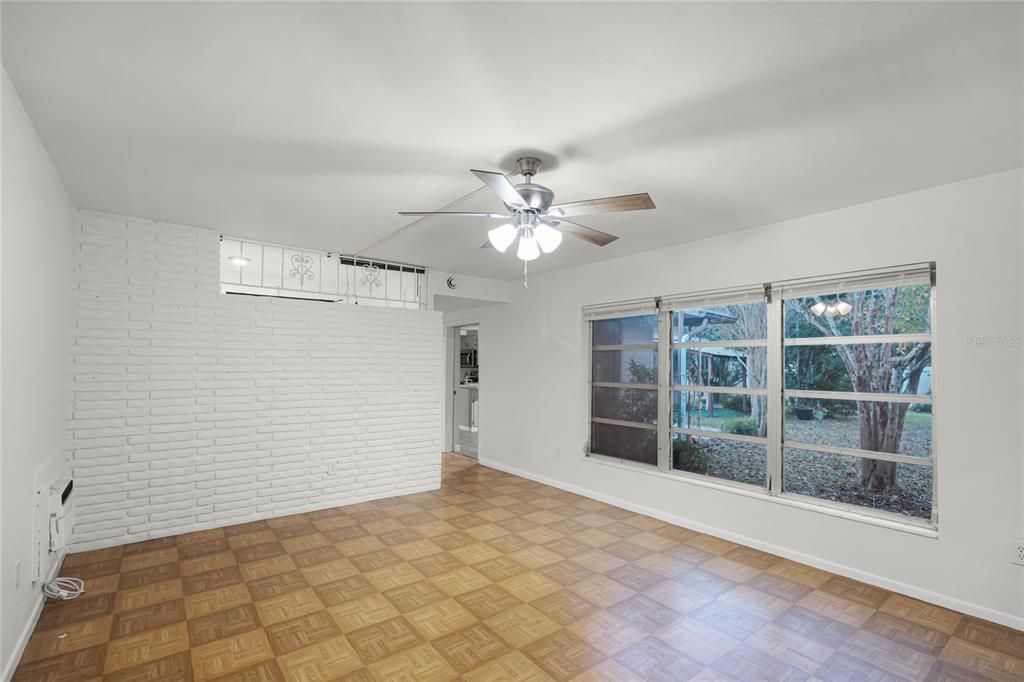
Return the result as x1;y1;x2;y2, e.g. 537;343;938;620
545;218;618;246
471;169;530;209
397;211;508;218
548;193;655;217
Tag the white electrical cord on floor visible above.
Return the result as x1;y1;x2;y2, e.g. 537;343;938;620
43;577;85;601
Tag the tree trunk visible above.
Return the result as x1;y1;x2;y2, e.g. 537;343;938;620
861;458;897;491
857;400;908;490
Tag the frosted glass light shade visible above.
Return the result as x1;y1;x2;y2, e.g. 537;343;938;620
488;224;517;252
534;224;563;253
517;235;540;261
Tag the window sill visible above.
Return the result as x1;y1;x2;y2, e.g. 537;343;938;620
583;453;938;539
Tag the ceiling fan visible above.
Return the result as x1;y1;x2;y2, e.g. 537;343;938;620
398;156;655;263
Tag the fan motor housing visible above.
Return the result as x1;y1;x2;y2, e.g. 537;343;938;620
508;183;554;213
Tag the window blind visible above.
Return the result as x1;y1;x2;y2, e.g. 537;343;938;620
582;298;659;321
774;262;933;300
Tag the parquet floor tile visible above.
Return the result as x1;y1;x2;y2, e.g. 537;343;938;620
655;615;741;666
522;629;605;681
103;621;190;674
187;603;261;647
253;587;324;627
190;628;274;682
14;453;1022;682
21;616;113;664
327;593;401;631
367;642;459;681
104;651;192;682
111;598;187;639
567;610;645;656
274;634;362;680
247;570;309;601
9;644;107;682
430;622;510;673
405;599;477;640
460;650;551;682
485;603;561;648
35;593;116;631
184;582;251;620
345;616;421;664
614;636;704;682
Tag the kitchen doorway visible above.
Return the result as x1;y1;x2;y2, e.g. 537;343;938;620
450;324;479;458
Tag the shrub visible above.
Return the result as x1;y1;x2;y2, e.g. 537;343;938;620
823;401;857;419
722;416;759;436
910;401;932;413
720;394;746;412
672;437;710;474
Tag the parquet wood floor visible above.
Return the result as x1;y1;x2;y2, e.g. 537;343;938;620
14;454;1024;681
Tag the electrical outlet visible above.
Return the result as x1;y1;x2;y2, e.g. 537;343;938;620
14;560;21;588
1013;541;1024;566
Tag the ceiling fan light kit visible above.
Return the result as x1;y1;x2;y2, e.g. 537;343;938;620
487;223;517;253
398;155;655;284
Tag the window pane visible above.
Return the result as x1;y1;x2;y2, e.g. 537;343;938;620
784;285;931;339
672;303;767;342
783;448;932;520
672;434;766;487
592;386;657;425
784;398;931;458
672;391;767;438
593;315;658;345
784;343;931;394
592;349;658;384
591;422;657;465
671;347;767;389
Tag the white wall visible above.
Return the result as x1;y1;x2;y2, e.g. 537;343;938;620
470;169;1024;627
68;212;444;551
1;71;76;674
429;269;511;305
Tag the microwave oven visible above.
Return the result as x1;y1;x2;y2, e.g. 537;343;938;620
460;350;477;368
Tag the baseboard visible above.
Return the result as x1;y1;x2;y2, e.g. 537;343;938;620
479;457;1024;632
2;552;66;681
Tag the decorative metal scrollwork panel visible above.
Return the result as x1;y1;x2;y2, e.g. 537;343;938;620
220;236;426;308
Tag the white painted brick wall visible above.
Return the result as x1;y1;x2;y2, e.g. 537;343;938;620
67;212;443;551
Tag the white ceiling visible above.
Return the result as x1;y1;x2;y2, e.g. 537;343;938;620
3;2;1021;279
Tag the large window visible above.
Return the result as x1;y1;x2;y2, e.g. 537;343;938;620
586;264;936;525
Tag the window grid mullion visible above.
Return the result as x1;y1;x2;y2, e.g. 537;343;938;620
657;304;672;473
672;385;769;396
767;291;783;496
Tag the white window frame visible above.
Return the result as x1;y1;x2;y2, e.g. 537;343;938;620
585;299;661;466
583;263;937;530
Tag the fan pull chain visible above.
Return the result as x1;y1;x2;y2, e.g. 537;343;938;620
523;260;528;288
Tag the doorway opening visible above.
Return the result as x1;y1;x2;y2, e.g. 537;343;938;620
450;324;479;458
